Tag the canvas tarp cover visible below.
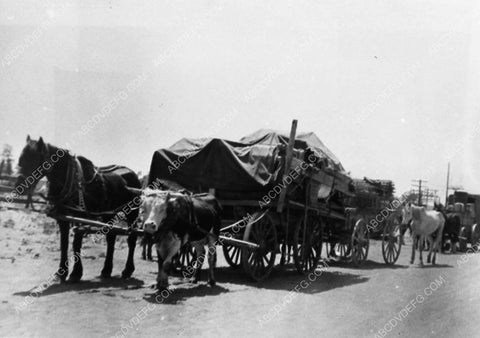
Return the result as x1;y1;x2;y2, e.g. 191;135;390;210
148;130;350;199
148;138;283;198
240;129;346;173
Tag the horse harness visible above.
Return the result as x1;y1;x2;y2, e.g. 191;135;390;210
45;147;104;214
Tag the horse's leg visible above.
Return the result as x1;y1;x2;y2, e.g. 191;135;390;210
418;235;424;267
56;221;70;282
101;232;116;278
410;235;416;264
122;232;137;278
69;227;84;282
427;236;433;264
432;238;437;265
207;236;216;286
192;242;206;284
433;228;443;265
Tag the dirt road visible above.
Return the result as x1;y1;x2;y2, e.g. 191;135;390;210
1;210;479;337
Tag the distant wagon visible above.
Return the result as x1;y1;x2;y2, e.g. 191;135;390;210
447;191;480;251
339;177;402;265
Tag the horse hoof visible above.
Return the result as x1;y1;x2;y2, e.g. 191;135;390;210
410;260;414;265
68;275;82;283
100;272;112;279
157;284;169;292
57;276;67;283
208;280;216;287
121;269;134;279
189;278;198;284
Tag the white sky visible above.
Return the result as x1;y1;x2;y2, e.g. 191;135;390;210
1;0;480;199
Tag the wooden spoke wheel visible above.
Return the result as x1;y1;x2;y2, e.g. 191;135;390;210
172;242;197;277
382;218;402;265
334;242;351;258
458;226;468;252
223;243;242;268
352;219;369;266
241;212;277;281
293;215;323;274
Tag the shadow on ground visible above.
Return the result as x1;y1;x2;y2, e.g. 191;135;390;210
13;276;145;297
143;284;230;305
325;259;409;270
209;265;369;294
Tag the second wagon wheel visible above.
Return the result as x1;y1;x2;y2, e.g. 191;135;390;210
382;217;402;265
351;219;369;266
241;211;277;281
334;242;351;258
172;242;197;277
223;242;242;269
293;215;323;274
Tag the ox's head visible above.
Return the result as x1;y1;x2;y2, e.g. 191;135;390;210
402;202;413;226
140;191;173;234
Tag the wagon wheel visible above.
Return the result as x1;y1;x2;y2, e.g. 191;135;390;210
382;218;402;265
223;243;242;268
334;242;351;258
293;215;323;274
458;226;467;252
172;242;197;277
352;219;369;266
241;212;277;281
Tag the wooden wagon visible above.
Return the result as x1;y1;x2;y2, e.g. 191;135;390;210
446;191;480;251
146;120;379;281
330;177;403;265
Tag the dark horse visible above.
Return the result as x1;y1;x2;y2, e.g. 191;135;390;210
15;136;142;282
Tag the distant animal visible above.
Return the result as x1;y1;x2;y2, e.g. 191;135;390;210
15;136;142;282
402;202;445;266
134;189;221;290
434;202;461;253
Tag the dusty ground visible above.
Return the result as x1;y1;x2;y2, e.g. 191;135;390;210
1;209;479;338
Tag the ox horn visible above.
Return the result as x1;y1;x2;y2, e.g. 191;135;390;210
126;187;143;195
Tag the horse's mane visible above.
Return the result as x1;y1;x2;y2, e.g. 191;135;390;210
77;156;95;169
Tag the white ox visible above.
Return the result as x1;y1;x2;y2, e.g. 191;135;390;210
402;202;445;266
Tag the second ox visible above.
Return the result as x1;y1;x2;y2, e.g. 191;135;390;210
135;189;221;290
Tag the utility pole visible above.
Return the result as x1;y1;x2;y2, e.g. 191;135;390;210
411;179;428;205
424;188;438;206
445;162;450;205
